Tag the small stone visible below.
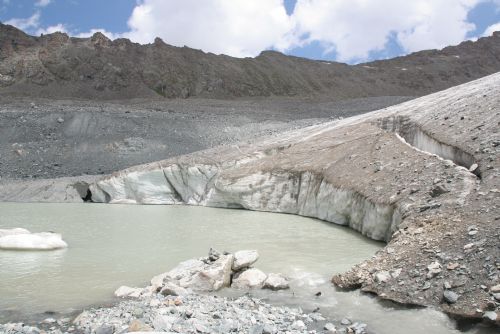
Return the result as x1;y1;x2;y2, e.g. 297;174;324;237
114;285;142;298
426;261;442;279
263;273;290;290
446;262;459;270
443;281;452;289
95;325;114;334
443;290;459;304
430;184;449;197
128;319;152;332
493;293;500;301
490;284;500;293
160;282;190;296
341;318;351;325
42;318;56;324
374;271;391;283
132;307;144;318
262;324;275;334
249;324;264;334
292;320;306;330
469;163;478;173
208;247;221;261
324;323;336;332
57;117;64;123
463;243;474;250
483;311;498;322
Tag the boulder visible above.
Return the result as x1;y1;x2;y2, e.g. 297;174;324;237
178;254;234;291
232;268;267;289
151;272;168;291
0;232;68;250
151;253;234;293
263;273;290;290
114;286;143;298
232;250;259;271
165;259;205;281
160;282;190;296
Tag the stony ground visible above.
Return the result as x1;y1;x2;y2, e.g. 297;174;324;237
0;95;409;180
0;294;367;334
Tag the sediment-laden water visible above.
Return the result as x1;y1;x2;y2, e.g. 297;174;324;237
0;203;493;333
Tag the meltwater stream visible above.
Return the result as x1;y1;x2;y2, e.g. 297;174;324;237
0;203;493;333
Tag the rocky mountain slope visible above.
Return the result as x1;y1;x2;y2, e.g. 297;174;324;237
1;23;499;100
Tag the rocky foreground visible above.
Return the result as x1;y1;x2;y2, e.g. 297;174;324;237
0;250;369;334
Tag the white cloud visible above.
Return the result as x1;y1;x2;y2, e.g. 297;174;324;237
3;0;496;63
5;12;41;31
35;0;52;7
119;0;485;62
290;0;480;61
35;23;67;35
74;28;121;40
483;22;500;36
124;0;293;57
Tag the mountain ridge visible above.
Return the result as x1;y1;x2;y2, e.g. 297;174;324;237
1;23;500;100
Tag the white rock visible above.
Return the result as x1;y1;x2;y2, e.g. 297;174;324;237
374;270;391;283
0;232;68;250
160;282;190;296
114;286;143;298
232;268;267;289
232;250;259;271
483;311;498;322
263;273;290;290
426;261;442;279
490;284;500;293
150;272;168;291
179;254;233;291
166;259;205;281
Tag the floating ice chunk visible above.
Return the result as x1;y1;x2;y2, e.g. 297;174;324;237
0;228;30;237
0;231;68;250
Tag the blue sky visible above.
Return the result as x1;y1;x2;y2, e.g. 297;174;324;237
1;0;500;63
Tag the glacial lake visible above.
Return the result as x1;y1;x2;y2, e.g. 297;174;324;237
0;203;494;333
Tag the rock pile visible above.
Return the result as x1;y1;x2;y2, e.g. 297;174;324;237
114;249;290;300
0;249;370;334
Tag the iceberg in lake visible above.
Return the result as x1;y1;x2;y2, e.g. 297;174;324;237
0;228;68;250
